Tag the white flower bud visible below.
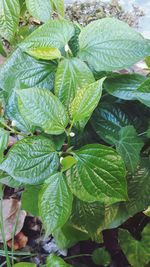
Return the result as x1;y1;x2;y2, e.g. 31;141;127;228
70;132;75;137
65;44;69;52
11;120;16;127
60;157;64;163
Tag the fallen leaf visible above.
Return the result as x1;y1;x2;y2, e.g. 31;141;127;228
0;199;26;242
7;232;28;250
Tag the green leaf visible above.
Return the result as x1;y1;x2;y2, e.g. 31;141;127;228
104;73;150;107
70;79;104;123
13;263;36;267
53;223;88;249
0;40;7;57
22;185;41;216
0;135;59;184
68;23;81;57
100;158;150;230
6;91;35;133
90;101;148;145
114;126;144;173
0;170;23;188
143;206;150;217
70;198;104;236
61;156;77;172
0;128;9;161
0;48;56;100
78;18;150;71
54;58;94;107
20;20;74;50
16;88;69;135
145;56;150;68
39;172;73;235
67;144;127;204
25;0;52;22
47;254;72;267
0;0;20;43
92;248;111;266
119;225;150;267
26;47;62;60
51;0;65;17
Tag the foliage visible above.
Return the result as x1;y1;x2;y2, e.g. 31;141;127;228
0;0;150;266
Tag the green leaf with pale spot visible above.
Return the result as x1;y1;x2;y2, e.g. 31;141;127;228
54;58;94;107
39;172;73;235
16;88;69;135
67;144;127;204
78;18;150;71
25;0;52;22
47;254;72;267
0;135;59;184
26;47;61;60
114;126;144;173
70;78;104;123
0;0;20;43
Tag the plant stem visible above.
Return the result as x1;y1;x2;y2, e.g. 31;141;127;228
65;253;92;260
66;122;74;148
11;209;20;266
0;121;27;137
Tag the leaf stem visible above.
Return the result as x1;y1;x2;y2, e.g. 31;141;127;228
0;121;27;137
65;253;92;260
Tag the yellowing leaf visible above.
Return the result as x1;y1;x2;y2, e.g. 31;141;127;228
26;47;62;60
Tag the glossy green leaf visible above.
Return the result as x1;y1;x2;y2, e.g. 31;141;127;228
51;0;65;17
6;91;35;133
20;20;74;50
0;135;59;184
0;0;20;43
47;254;72;267
67;144;127;204
119;225;150;267
78;18;150;71
39;172;73;235
101;158;150;230
53;223;88;249
0;128;9;161
0;40;7;57
70;79;104;123
0;170;23;188
61;156;77;172
54;58;94;107
70;198;105;235
68;23;81;57
26;47;62;60
22;185;41;216
114;126;144;173
25;0;52;22
92;248;111;266
0;48;56;100
104;73;150;107
13;263;36;267
90;101;148;144
16;88;69;135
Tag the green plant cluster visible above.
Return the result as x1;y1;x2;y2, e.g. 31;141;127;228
0;0;150;266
